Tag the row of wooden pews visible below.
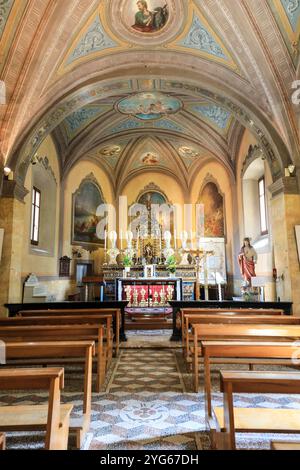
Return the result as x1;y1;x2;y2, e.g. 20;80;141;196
180;307;300;450
0;307;121;450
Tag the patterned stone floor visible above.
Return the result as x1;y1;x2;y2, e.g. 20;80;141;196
1;335;300;450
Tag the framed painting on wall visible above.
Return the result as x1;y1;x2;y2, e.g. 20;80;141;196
295;226;300;264
71;173;105;250
198;179;225;238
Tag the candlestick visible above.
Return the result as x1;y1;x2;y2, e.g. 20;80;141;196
174;230;177;250
104;230;107;251
120;230;123;250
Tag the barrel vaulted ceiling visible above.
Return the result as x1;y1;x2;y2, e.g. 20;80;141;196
0;0;299;193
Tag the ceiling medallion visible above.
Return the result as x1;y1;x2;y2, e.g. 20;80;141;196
108;0;184;46
116;92;182;120
129;1;169;34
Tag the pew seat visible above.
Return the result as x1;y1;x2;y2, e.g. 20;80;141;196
0;324;105;392
210;371;300;450
271;441;300;450
4;341;95;449
0;433;5;450
0;368;73;450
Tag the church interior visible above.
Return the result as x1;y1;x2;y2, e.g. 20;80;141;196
0;0;300;453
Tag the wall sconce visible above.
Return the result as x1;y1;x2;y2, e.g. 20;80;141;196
3;167;13;180
285;165;296;177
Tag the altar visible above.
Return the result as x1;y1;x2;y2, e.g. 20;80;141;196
116;277;182;325
116;277;183;306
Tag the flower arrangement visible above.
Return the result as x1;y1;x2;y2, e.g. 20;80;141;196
166;255;177;274
123;254;133;268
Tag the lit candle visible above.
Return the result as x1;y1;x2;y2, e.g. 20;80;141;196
190;230;193;250
174;229;177;250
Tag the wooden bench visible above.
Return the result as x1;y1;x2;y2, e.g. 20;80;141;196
18;308;120;357
193;324;300;393
210;371;300;450
184;315;300;364
0;314;113;370
0;324;105;392
271;441;300;450
0;433;5;450
0;368;73;450
201;341;300;413
180;307;284;338
5;341;95;449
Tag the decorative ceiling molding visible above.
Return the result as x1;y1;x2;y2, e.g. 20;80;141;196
0;0;14;39
62;104;110;141
189;103;232;133
168;4;239;72
58;4;125;75
280;0;300;31
267;0;300;62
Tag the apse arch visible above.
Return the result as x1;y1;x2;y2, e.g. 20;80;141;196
8;73;293;187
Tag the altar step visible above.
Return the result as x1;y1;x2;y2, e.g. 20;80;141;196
126;321;173;330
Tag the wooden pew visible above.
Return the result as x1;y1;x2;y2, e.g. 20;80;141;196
271;441;300;450
210;371;300;450
18;308;120;357
0;433;5;450
201;341;300;413
0;368;73;450
5;341;95;449
181;308;284;357
0;314;113;369
180;307;284;341
184;315;300;364
0;324;105;392
193;324;300;393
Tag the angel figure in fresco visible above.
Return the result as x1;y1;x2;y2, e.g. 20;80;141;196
238;237;258;287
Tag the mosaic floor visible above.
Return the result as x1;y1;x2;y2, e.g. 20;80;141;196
1;334;300;450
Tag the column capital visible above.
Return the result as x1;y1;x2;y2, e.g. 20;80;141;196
268;176;299;198
2;179;29;202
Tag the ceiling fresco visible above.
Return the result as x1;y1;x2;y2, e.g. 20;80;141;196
116;92;182;120
58;0;240;76
62;104;110;141
124;0;169;34
1;0;298;191
268;0;300;63
0;0;14;39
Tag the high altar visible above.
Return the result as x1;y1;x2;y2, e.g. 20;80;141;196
101;188;227;315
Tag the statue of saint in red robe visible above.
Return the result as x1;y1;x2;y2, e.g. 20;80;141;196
238;238;257;287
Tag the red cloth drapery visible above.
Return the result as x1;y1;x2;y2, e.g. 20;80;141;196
238;251;256;284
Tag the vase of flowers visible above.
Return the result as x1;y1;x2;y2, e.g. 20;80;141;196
123;254;133;277
166;255;177;277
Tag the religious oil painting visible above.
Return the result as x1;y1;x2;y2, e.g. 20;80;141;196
199;182;225;238
117;92;182;121
124;1;169;34
72;175;105;248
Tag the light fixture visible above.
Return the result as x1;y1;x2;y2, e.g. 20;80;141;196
288;164;295;175
3;167;11;177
